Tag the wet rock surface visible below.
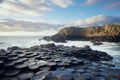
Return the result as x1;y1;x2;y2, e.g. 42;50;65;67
0;43;119;80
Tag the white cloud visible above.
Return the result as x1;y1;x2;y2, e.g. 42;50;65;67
84;0;103;5
51;0;73;8
0;0;42;16
0;0;73;17
105;0;120;10
0;8;14;16
0;19;63;31
84;0;120;10
20;0;52;11
0;15;119;32
67;15;120;27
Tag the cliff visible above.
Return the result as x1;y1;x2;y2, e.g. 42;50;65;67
43;24;120;42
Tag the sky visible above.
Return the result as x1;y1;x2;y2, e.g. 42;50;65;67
0;0;120;34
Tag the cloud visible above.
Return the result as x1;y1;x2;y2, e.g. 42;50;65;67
84;0;120;10
0;0;3;3
0;0;73;17
67;15;120;27
51;0;73;8
20;0;52;11
0;0;43;16
105;0;120;10
84;0;104;5
0;19;63;31
0;15;119;32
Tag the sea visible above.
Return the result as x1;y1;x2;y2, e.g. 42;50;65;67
0;36;120;68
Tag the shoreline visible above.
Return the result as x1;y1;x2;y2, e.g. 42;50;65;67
0;43;120;80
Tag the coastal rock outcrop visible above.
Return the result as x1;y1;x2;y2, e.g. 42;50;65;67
43;24;120;42
43;34;66;42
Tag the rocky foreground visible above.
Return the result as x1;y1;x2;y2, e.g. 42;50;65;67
43;24;120;42
0;44;120;80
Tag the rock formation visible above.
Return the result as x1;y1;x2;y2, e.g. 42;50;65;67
43;24;120;42
0;44;118;80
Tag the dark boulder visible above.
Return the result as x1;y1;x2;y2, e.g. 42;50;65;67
42;43;56;48
92;41;103;46
42;36;51;41
7;46;21;51
83;45;91;50
0;49;6;54
43;34;66;43
51;34;66;43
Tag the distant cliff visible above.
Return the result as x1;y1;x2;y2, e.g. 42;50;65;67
43;24;120;42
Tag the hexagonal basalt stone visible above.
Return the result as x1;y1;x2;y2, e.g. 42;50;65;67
26;54;35;58
4;69;20;76
0;61;4;68
95;76;105;80
47;62;56;66
4;61;15;67
82;72;94;80
18;54;26;58
13;58;27;63
17;71;34;80
37;60;48;67
43;75;58;80
28;64;40;73
40;66;51;71
54;59;62;63
0;61;4;64
72;72;86;80
2;77;19;80
8;56;18;60
28;61;36;66
76;68;86;73
33;71;52;80
14;62;28;69
8;54;17;57
57;74;73;80
0;69;5;76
